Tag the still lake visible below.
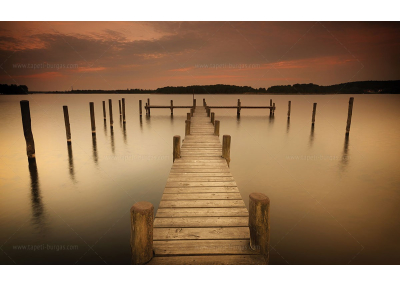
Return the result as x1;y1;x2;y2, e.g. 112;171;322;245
0;93;399;265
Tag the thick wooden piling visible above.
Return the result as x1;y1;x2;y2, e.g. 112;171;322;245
211;112;215;125
170;100;173;115
249;193;270;264
222;135;231;166
122;98;126;122
187;113;191;120
214;120;220;136
206;107;210;117
139;100;142;117
102;101;106;120
89;102;96;134
346;97;354;136
287;101;291;118
173;135;180;162
312;103;317;125
193;99;196;108
190;108;194;117
185;120;191;136
147;98;151;115
119;100;122;116
272;103;275;115
269;99;273;116
20;100;36;160
63;106;71;144
237;99;241;116
203;98;205;106
130;202;154;265
109;99;113;128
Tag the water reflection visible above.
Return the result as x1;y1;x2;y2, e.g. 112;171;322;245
139;116;143;131
309;125;315;147
286;118;290;133
67;144;76;182
110;128;115;153
122;122;127;144
28;160;45;229
340;136;350;171
103;120;107;136
92;135;98;165
269;113;275;125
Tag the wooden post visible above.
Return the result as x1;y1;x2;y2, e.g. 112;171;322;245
287;101;291;118
312;103;317;125
89;102;96;134
145;103;148;115
185;120;191;136
269;99;272;116
190;108;194;116
147;98;150;115
273;102;275;115
249;193;270;264
119;100;122;116
222;135;231;166
102;101;106;120
187;113;191;120
203;98;205;106
122;98;126;122
20;100;36;160
207;107;210;117
346;97;354;136
130;202;154;265
170;100;173;115
211;112;215;125
237;99;241;116
139;100;142;117
193;99;196;108
63;106;71;144
173;135;180;162
214;120;220;136
109;99;113;128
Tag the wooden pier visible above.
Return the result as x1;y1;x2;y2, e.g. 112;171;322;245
131;104;269;265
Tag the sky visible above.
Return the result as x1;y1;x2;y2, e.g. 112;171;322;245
0;21;399;91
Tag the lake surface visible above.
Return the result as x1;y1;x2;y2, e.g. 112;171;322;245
0;93;399;265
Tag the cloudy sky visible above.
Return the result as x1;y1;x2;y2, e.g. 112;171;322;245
0;21;399;91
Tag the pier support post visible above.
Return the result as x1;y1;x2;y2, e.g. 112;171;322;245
109;99;113;128
63;106;71;144
139;100;142;117
147;98;150;115
222;135;231;166
145;103;148;115
190;108;194;117
173;135;181;162
287;101;291;118
193;99;196;108
170;100;173;115
206;107;210;117
345;97;354;136
187;113;191;120
90;102;96;134
102;101;106;120
185;120;191;136
211;112;215;125
119;100;122;116
273;103;275;115
269;99;273;116
237;99;241;116
214;120;220;136
122;98;126;122
203;98;205;106
130;202;154;265
249;193;270;264
312;103;317;126
20;100;36;160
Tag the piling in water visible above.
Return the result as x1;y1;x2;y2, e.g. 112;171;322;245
211;112;215;125
249;193;270;264
187;113;191;120
20;100;36;160
312;103;317;125
109;99;113;128
222;135;231;167
185;120;191;136
139;100;142;117
288;101;291;118
119;100;122;116
346;97;354;136
130;202;154;265
206;107;210;117
122;98;126;122
269;99;272;116
203;98;205;106
63;106;71;144
193;99;196;108
147;98;150;115
273;103;275;115
170;100;173;115
237;99;241;116
102;101;106;120
214;120;220;136
173;135;181;162
90;102;96;134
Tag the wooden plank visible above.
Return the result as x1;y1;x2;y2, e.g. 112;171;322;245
169;168;230;173
163;187;239;193
162;193;242;200
159;199;245;208
153;227;250;240
148;255;266;265
165;182;237;188
167;177;234;182
168;173;232;177
154;217;248;228
153;239;258;256
155;207;248;217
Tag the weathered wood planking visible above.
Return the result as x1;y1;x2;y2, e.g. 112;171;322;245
152;105;266;265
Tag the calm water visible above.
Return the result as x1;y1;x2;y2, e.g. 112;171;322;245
0;93;399;265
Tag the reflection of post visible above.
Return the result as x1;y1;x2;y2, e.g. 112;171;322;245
67;143;75;182
90;102;96;134
340;136;350;169
103;119;107;135
92;134;98;164
345;97;354;136
139;100;142;117
20;100;36;161
110;127;115;153
109;99;113;129
122;98;126;122
63;106;72;145
309;125;315;147
103;101;106;120
28;159;44;226
123;122;127;144
286;118;290;133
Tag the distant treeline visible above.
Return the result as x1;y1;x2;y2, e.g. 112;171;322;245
34;88;155;94
155;84;267;94
0;84;29;94
266;81;400;94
